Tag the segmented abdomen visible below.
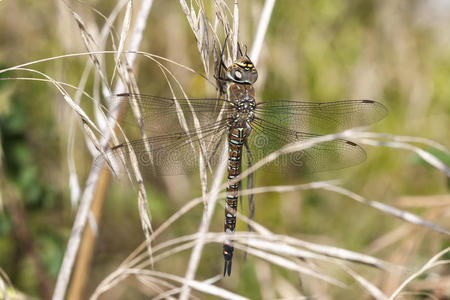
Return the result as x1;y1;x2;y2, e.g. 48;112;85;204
223;126;250;276
224;133;243;233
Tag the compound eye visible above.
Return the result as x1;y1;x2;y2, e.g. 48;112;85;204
234;70;242;79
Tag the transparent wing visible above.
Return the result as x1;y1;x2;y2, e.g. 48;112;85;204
106;93;230;134
99;120;228;175
246;117;366;173
255;100;387;135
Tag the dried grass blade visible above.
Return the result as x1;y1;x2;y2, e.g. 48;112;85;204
250;0;276;64
53;1;154;299
341;264;388;300
244;247;346;287
179;146;228;300
322;185;450;235
388;247;450;300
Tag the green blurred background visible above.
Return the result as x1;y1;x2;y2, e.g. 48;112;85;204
0;0;449;299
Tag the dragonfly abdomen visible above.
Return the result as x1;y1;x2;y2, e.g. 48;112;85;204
223;124;252;276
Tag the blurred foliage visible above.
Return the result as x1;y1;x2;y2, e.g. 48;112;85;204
0;0;449;299
0;79;64;298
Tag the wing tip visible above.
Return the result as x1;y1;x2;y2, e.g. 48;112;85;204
362;99;389;121
116;92;131;97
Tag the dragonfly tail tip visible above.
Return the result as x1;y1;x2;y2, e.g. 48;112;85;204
223;260;232;276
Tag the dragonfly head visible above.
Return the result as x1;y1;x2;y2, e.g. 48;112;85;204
227;57;258;84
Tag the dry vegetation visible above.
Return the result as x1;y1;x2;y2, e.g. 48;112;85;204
0;1;449;299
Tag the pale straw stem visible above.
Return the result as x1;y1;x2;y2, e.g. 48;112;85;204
250;0;276;64
52;1;154;299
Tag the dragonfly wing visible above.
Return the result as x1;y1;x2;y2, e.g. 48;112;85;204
247;118;366;173
98;121;228;176
106;93;229;134
255;100;387;134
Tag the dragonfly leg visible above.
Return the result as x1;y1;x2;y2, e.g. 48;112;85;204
214;74;229;95
214;73;229;82
219;34;229;69
215;35;230;94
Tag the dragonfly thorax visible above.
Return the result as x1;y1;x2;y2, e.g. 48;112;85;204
226;83;256;130
233;99;255;123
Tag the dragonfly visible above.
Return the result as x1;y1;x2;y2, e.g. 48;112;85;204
103;52;387;276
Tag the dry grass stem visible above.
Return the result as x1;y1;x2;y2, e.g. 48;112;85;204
340;264;388;300
250;0;276;64
179;146;228;300
92;269;250;300
53;1;154;299
388;247;450;299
